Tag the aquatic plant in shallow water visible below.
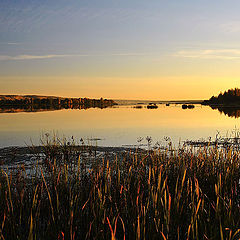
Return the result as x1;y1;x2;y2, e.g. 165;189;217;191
1;138;240;239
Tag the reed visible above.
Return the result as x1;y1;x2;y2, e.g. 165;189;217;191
1;138;240;239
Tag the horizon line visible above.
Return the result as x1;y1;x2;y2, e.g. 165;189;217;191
0;93;205;102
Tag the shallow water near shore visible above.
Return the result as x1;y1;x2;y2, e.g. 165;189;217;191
0;103;239;148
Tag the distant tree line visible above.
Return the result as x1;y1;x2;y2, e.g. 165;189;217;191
0;96;117;112
202;88;240;105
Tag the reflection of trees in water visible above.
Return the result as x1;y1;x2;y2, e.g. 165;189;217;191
0;105;111;113
0;97;116;113
210;105;240;118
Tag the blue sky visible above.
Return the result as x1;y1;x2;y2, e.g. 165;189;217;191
1;0;240;99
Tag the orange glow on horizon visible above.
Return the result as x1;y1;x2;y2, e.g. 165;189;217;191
0;76;239;100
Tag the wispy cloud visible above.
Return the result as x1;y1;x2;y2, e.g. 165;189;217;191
0;42;21;45
0;53;147;61
220;21;240;33
7;42;21;45
174;49;240;60
0;54;71;61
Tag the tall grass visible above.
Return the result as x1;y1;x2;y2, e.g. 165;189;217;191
1;139;240;239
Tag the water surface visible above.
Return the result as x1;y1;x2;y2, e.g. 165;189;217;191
0;104;239;148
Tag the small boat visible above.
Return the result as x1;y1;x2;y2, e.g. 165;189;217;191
147;103;158;109
166;103;170;106
182;104;188;109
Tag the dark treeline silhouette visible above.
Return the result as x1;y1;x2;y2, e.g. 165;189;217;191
0;95;117;113
202;88;240;105
201;88;240;118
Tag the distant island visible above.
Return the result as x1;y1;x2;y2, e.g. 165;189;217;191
202;88;240;118
202;88;240;106
0;95;117;113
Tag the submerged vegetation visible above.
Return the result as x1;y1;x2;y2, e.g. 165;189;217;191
1;136;240;239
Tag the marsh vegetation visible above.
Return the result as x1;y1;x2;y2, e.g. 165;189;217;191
1;136;240;239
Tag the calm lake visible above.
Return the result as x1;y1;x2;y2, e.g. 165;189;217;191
0;102;239;148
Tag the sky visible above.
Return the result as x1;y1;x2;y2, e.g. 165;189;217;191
0;0;240;100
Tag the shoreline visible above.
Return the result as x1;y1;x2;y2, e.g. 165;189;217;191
0;145;142;167
0;95;117;113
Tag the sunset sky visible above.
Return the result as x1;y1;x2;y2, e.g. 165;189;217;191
1;0;240;100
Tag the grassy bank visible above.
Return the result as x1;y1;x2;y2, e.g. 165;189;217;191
1;140;240;239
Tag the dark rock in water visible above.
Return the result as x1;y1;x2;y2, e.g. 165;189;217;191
182;104;195;109
188;104;195;109
147;103;158;109
134;105;143;109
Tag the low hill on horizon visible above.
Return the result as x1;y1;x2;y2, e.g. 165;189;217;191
0;95;60;101
0;94;111;101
